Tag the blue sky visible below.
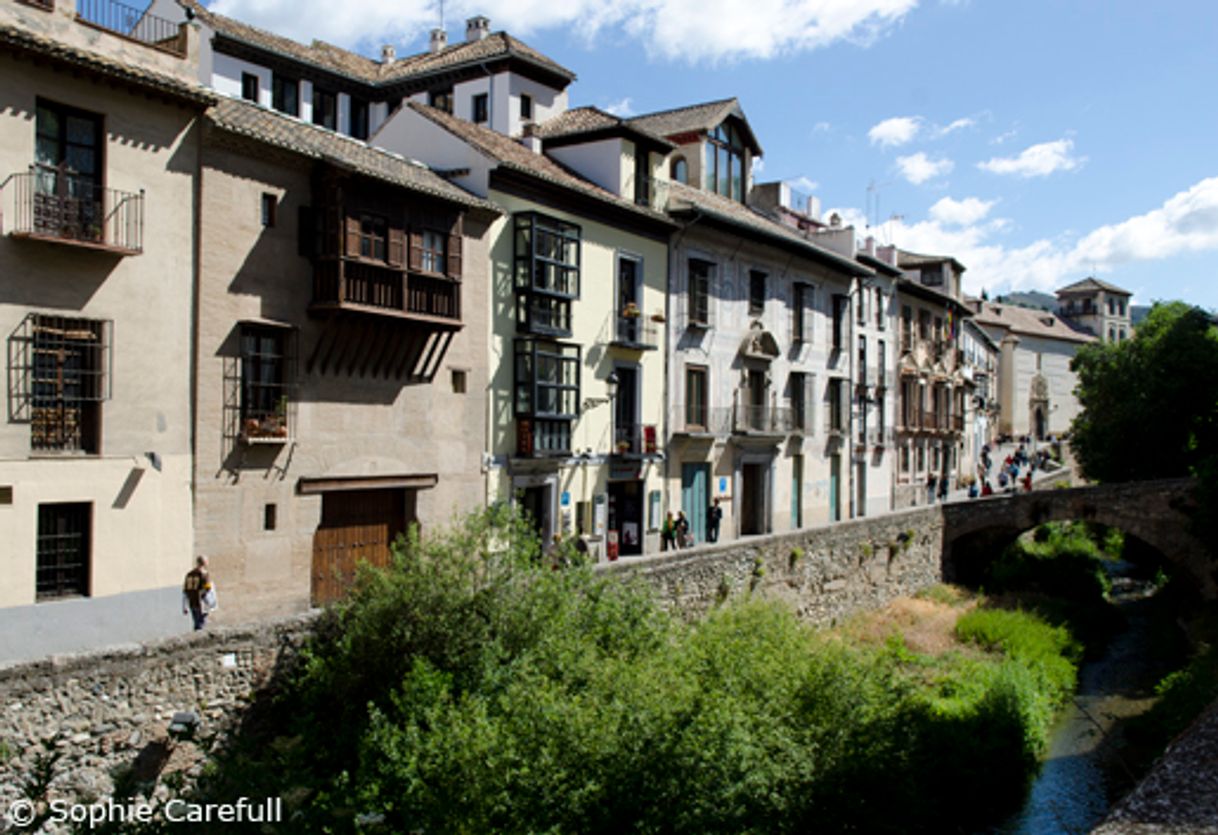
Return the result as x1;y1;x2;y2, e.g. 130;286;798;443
206;0;1218;309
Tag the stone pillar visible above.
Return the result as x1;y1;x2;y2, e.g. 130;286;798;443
999;334;1019;436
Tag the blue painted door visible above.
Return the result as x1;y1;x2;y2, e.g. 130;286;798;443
829;454;841;522
681;463;709;545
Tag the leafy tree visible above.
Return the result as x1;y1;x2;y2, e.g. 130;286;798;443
1070;301;1218;483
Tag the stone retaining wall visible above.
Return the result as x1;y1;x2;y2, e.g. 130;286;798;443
0;614;315;821
599;505;946;626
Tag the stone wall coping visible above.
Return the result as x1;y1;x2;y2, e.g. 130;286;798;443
0;611;319;683
597;503;941;577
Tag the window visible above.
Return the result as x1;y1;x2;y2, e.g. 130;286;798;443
241;72;259;102
921;265;943;286
260;193;277;228
264;503;277;531
685;365;708;429
272;74;298;116
828;378;845;432
670;157;688;184
1118;328;1126;341
748;270;766;316
358;214;387;261
420;229;446;273
514;212;581;336
901;305;913;350
1107;298;1115;315
792;283;813;344
312;87;337;130
857;287;867;323
790;372;807;432
349;97;369;140
1119;300;1127;316
1108;326;1115;342
520;93;533;120
918;309;931;340
877;340;887;392
18;314;110;454
37;503;91;600
704;121;745;201
876;289;885;329
857;335;867;388
240;325;290;441
451;369;467;394
429;88;453;114
831;294;848;350
472;93;488;124
514;338;580;455
688;258;713;326
34;99;104;240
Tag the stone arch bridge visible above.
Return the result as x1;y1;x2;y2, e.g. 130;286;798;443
940;478;1215;599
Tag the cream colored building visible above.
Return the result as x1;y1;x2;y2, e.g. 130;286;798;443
377;102;676;559
1056;276;1132;344
0;0;212;661
968;299;1095;440
193;98;497;622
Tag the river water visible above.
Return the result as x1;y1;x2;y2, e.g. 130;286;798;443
988;566;1174;835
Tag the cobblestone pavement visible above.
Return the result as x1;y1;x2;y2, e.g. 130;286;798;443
1092;698;1218;835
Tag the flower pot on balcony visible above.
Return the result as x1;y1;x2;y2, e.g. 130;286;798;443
650;313;666;323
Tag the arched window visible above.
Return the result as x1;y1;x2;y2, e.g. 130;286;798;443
670;156;688;184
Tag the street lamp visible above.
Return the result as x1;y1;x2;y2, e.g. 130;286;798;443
581;371;618;410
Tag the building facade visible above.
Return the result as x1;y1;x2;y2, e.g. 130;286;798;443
1056;276;1132;343
193;97;497;622
0;0;212;660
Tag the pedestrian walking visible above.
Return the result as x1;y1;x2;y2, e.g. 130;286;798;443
707;498;723;543
937;475;949;502
675;511;691;548
926;473;937;505
661;512;676;552
182;555;215;631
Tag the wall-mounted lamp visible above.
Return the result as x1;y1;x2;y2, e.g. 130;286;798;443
582;371;619;410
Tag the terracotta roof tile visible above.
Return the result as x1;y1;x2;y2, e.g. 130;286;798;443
0;22;216;106
666;182;870;276
1057;276;1131;295
404;101;673;225
627;98;740;138
181;1;573;86
207;97;495;210
532;106;674;149
970;299;1096;343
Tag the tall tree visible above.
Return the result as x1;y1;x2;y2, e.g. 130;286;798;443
1070;302;1218;483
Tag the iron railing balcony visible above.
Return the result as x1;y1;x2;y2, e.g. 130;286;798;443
734;405;793;435
612;423;659;457
76;0;188;56
3;170;143;254
921;410;939;431
611;313;659;350
670;404;732;436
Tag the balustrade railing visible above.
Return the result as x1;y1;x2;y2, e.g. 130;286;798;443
76;0;187;56
3;170;143;254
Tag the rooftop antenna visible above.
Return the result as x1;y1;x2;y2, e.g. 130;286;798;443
439;0;445;29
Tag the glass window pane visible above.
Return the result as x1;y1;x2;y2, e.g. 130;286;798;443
66;116;96;146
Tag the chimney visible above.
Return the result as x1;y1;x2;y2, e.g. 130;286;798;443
520;122;542;154
829;212;842;228
429;28;447;53
380;44;396;63
863;236;877;258
465;15;490;42
806;195;821;222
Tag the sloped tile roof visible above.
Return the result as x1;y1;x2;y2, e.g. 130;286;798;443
1057;276;1131;295
666;181;870;277
181;0;574;86
627;97;762;154
898;249;967;274
532;106;673;148
404;101;673;225
969;298;1096;343
0;22;216;106
207;97;495;210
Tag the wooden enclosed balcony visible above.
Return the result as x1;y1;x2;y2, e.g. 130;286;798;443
311;261;462;329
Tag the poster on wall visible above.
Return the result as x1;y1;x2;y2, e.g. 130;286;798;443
593;494;607;538
717;476;731;498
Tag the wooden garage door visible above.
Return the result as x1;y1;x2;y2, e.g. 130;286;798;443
311;488;407;606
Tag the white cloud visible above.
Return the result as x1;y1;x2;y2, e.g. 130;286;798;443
868;116;921;148
210;0;919;63
834;175;1218;297
604;97;634;117
928;196;995;226
896;152;953;184
789;175;819;193
978;138;1086;178
812;121;832;134
934;117;974;137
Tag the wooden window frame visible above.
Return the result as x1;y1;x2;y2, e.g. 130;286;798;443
36;502;92;601
312;87;337;130
685;364;708;430
272;74;299;116
472;93;489;124
687;258;713;327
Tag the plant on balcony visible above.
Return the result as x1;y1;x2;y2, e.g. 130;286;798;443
650;311;666;323
622;302;641;319
615;439;632;454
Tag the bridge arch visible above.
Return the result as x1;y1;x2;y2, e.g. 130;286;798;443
939;479;1215;599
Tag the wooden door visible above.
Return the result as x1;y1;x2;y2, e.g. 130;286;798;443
312;489;408;606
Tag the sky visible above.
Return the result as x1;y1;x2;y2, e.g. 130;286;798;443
204;0;1218;309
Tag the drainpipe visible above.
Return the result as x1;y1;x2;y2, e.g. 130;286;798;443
189;114;204;561
665;208;705;523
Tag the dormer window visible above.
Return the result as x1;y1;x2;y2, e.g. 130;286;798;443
312;87;337;130
520;94;533;121
671;156;688;184
705;122;745;201
429;89;453;115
